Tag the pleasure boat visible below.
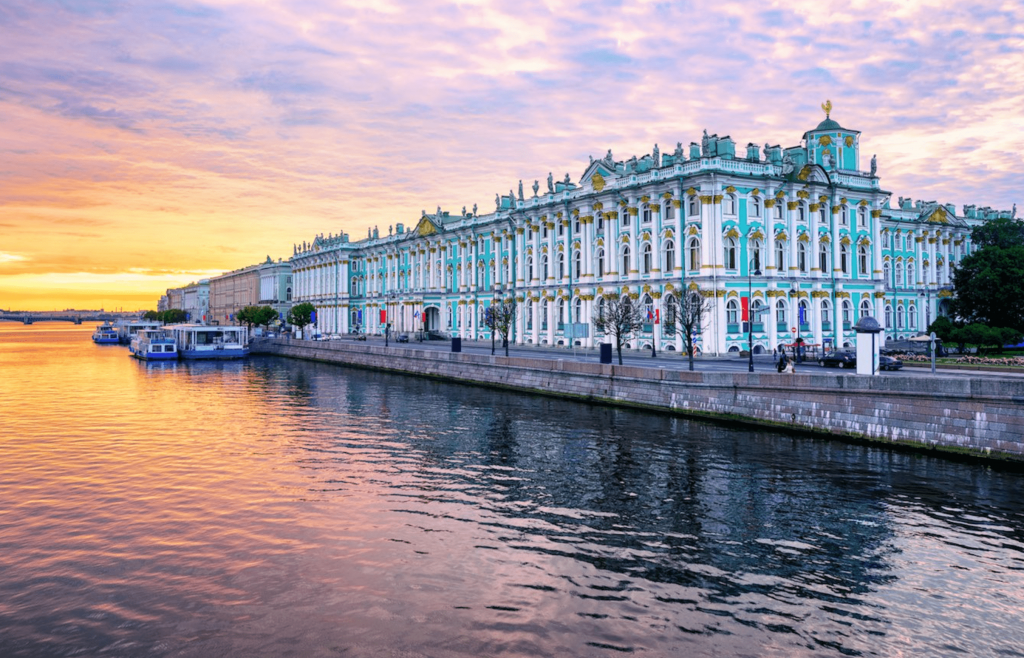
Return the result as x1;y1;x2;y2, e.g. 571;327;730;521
130;329;178;361
91;323;120;344
167;324;249;360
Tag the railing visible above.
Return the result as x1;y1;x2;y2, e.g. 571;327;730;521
727;323;740;334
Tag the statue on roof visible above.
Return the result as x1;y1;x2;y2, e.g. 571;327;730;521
674;142;683;159
510;189;516;205
532;180;539;197
473;203;477;215
437;205;442;216
763;143;771;162
389;225;393;235
605;149;614;165
518;180;524;201
547;172;554;193
564;172;571;185
870;154;877;176
701;130;710;157
495;193;500;210
652;143;659;164
1013;203;1017;219
782;152;794;175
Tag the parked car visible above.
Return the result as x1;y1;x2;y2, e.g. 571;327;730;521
396;333;409;343
820;351;857;368
328;334;342;340
879;355;903;371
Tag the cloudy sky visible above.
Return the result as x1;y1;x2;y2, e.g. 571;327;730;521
1;0;1021;310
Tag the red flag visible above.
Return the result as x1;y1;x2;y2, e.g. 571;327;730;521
655;309;660;325
741;297;749;322
380;309;387;323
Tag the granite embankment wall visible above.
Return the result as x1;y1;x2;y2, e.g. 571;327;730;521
254;339;1024;461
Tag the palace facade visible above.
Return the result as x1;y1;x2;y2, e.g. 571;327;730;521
291;108;1013;354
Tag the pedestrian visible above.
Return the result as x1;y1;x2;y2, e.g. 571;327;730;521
773;347;778;363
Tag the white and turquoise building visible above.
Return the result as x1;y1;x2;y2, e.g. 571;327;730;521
290;107;1014;354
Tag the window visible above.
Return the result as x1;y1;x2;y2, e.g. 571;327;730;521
527;257;534;282
665;203;675;220
665;295;678;327
574;218;580;233
840;244;849;275
643;294;654;322
906;263;914;287
776;299;787;324
558;298;565;324
895;261;903;286
858;245;868;276
542;255;549;280
558;254;565;280
574;298;581;324
726;299;738;324
750;240;762;272
798;204;806;222
724;194;737;215
558;222;564;236
884;262;891;286
665;241;675;272
598;297;606;323
775;203;783;220
842;300;852;324
819;243;829;272
688;238;701;270
822;207;829;225
859;208;867;227
776;240;785;271
641;205;651;223
860;299;872;319
724;238;737;270
751;197;761;217
597;214;604;231
447;305;453;328
885;305;892;328
542;225;548;238
751;299;764;326
799;300;809;326
642;243;652;274
798;242;807;273
897;305;905;329
286;287;292;301
622;246;630;274
574;252;581;279
821;300;831;324
909;305;917;329
623;210;631;227
597;249;605;277
689;198;699;217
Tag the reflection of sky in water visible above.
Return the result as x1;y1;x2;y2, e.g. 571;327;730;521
2;324;1024;656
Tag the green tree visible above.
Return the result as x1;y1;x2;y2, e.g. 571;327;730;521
142;310;160;321
950;246;1024;332
253;306;280;330
287;302;315;331
927;316;958;345
160;309;188;324
236;306;257;330
971;217;1024;250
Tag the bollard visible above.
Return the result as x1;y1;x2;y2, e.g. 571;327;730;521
451;336;462;353
599;343;612;364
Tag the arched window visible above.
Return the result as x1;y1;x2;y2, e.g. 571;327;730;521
859;208;868;227
885;304;892;329
622;209;631;227
858;245;868;276
895;260;903;286
751;196;762;217
622;246;631;275
751;298;765;326
840;243;849;275
665;240;675;273
542;255;549;280
842;299;852;325
447;305;453;328
642;243;652;274
573;297;581;324
776;299;787;325
574;251;581;279
724;238;737;270
883;262;891;287
665;295;678;327
860;299;872;319
527;257;534;282
286;287;292;302
597;249;605;277
906;263;914;287
558;298;565;324
909;305;917;329
642;294;654;323
597;213;604;231
750;239;762;272
798;242;807;272
819;243;829;272
726;299;739;324
799;300;809;327
897;305;905;329
688;238;701;270
597;296;606;323
724;194;737;215
557;253;565;280
776;240;785;271
821;299;832;325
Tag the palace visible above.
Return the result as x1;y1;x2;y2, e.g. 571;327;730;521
290;105;1014;354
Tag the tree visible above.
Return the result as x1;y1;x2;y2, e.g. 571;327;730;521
971;217;1024;250
142;310;160;321
593;293;645;365
160;309;187;324
236;306;257;330
662;288;712;371
253;305;280;331
489;296;518;357
287;302;315;332
927;316;958;345
950;245;1024;332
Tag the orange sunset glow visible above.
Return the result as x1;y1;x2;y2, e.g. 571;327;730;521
2;0;1021;311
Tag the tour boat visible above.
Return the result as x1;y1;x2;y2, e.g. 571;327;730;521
117;320;164;345
130;329;178;361
91;323;120;344
167;324;249;360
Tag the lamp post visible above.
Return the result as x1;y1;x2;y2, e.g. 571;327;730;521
748;259;762;372
490;285;501;355
385;291;396;346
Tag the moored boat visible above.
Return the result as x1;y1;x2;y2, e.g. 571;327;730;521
117;320;164;345
92;323;120;344
167;324;249;360
130;329;178;361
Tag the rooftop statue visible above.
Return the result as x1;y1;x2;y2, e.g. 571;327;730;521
518;180;524;201
564;172;571;185
495;193;500;210
547;172;554;193
533;179;539;196
870;154;877;176
781;152;794;175
1013;203;1017;219
674;142;683;159
652;143;659;164
472;203;477;215
389;225;393;235
763;143;771;162
701;129;710;156
605;149;614;165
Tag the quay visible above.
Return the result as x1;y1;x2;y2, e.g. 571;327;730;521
253;337;1024;463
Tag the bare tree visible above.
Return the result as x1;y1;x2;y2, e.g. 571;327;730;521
489;296;518;357
663;288;712;371
593;293;646;365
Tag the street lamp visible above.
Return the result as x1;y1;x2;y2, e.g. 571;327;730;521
748;259;762;372
385;291;397;346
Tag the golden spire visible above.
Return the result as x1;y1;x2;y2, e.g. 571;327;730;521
821;99;832;118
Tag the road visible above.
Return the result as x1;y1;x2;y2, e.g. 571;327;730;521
293;335;1024;379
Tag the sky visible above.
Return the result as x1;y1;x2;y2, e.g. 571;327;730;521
1;0;1021;311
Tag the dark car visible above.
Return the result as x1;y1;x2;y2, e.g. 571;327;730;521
396;333;409;343
879;355;903;371
820;351;857;368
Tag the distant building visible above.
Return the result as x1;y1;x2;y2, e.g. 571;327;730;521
157;295;169;312
208;257;292;324
164;280;210;323
290;106;1014;353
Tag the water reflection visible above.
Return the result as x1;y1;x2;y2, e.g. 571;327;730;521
1;324;1024;657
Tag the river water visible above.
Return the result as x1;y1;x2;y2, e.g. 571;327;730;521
2;323;1024;657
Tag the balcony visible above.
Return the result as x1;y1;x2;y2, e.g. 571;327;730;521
727;323;740;334
821;322;832;332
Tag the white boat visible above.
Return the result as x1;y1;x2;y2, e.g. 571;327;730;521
91;323;119;344
130;329;178;361
167;324;249;360
117;320;164;345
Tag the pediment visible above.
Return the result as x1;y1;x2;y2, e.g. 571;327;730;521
579;160;618;191
413;216;443;237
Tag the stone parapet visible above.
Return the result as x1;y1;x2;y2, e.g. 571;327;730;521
252;339;1024;462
